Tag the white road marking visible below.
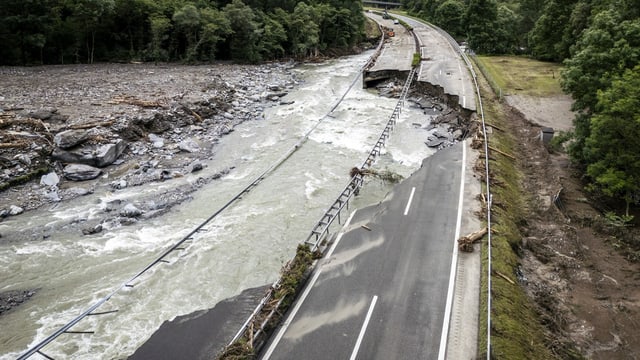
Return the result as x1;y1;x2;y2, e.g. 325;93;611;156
261;211;356;360
350;295;379;360
404;187;416;216
438;140;466;360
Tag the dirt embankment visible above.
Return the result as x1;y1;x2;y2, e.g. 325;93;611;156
505;98;640;358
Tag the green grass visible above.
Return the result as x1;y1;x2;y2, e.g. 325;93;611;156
473;60;561;359
475;56;564;97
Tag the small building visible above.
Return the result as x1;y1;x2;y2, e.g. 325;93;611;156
540;127;554;144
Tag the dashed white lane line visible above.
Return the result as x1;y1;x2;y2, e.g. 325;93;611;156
404;187;416;216
261;211;356;360
349;295;379;360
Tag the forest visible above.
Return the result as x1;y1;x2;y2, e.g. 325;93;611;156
1;0;638;212
404;0;639;215
0;0;365;65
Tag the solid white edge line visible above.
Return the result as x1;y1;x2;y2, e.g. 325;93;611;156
404;187;416;216
261;210;357;360
349;295;379;360
438;140;466;360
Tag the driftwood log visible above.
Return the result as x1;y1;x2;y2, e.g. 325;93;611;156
108;95;163;108
457;227;488;252
65;120;115;130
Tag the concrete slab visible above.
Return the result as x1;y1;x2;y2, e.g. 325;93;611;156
365;14;414;72
398;17;476;112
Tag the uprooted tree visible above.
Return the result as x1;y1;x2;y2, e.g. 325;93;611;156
350;167;404;184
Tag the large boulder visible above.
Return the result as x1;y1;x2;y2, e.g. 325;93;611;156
52;139;127;168
63;164;102;181
40;172;60;186
54;130;90;149
178;139;200;153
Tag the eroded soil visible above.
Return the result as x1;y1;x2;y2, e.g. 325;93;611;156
505;98;640;359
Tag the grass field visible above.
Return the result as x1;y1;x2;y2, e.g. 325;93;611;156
475;56;564;97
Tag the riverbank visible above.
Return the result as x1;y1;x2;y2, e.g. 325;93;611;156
0;62;299;316
0;63;299;239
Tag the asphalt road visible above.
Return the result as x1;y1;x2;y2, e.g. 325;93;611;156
395;15;477;112
365;13;414;72
260;142;465;360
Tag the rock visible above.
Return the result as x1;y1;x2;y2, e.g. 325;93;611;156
40;172;60;186
121;203;142;217
111;179;127;190
54;129;90;149
453;129;464;140
63;164;102;181
178;139;200;153
279;100;295;106
425;138;445;148
82;224;103;235
52;139;127;168
93;140;127;167
105;199;123;212
148;133;164;148
66;187;92;196
9;205;24;216
29;109;56;120
0;290;36;315
223;112;234;120
268;84;282;91
191;162;204;172
44;188;61;202
14;154;31;165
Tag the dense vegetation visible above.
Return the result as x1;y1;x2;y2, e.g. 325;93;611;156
0;0;365;65
405;0;639;215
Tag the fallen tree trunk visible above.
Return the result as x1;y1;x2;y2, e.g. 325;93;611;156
350;167;403;184
65;120;115;130
0;141;30;149
458;227;488;252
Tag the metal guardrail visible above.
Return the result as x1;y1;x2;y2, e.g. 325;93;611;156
419;20;493;359
305;67;416;252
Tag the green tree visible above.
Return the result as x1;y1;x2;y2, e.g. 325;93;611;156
71;0;116;63
259;11;287;59
465;0;499;54
434;0;465;38
518;0;545;40
494;3;520;53
196;7;231;60
562;10;640;163
173;4;202;61
528;0;571;61
584;66;640;215
289;2;320;58
223;0;261;63
149;14;171;62
0;0;57;65
111;0;153;60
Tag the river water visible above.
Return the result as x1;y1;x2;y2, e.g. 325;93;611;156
0;52;436;359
